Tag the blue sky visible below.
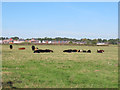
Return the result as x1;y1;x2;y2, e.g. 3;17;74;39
2;2;118;39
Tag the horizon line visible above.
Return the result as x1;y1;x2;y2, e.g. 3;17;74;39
0;36;119;40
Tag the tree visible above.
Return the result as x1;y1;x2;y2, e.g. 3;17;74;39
11;37;19;40
69;41;73;44
98;38;102;43
108;39;118;44
91;39;98;45
0;37;5;40
102;39;107;43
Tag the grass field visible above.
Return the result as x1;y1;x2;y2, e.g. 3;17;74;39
2;45;118;88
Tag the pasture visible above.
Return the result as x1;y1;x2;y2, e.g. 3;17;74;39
2;45;118;88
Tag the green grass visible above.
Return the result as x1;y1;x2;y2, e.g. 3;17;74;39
2;45;118;88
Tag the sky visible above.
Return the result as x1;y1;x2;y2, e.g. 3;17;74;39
2;2;118;39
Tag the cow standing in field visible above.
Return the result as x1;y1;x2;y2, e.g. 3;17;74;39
10;45;13;49
32;45;35;51
97;49;104;53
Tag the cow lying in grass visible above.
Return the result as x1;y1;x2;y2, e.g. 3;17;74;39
97;49;104;53
78;50;82;52
78;49;91;53
34;49;53;53
63;49;72;53
87;50;91;53
19;47;25;50
72;49;78;52
82;50;87;52
63;49;78;53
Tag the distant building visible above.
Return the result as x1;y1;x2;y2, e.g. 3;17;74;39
42;40;46;43
97;43;108;46
9;38;14;44
14;40;20;44
72;41;86;44
14;39;25;44
14;40;22;44
30;38;40;43
3;39;9;44
19;39;25;41
0;40;2;44
48;41;52;44
51;41;69;44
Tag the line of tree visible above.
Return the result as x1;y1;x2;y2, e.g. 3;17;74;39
0;37;119;45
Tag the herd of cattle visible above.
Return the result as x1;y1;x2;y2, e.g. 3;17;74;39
9;45;105;53
63;49;92;53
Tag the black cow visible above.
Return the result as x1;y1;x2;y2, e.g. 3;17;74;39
34;49;53;53
10;45;13;49
32;45;35;51
63;49;78;53
34;49;41;53
82;50;87;53
44;49;53;52
63;49;73;53
87;50;91;53
72;49;78;52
